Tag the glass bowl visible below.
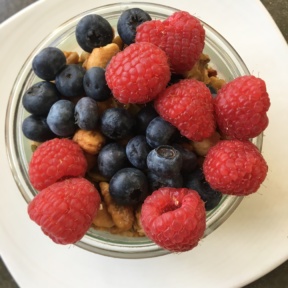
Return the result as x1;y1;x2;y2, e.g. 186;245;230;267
5;2;261;259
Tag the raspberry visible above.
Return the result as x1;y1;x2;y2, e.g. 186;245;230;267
214;75;270;140
154;79;216;141
136;11;205;74
28;177;101;244
29;138;87;190
105;42;170;104
203;140;268;195
140;187;206;252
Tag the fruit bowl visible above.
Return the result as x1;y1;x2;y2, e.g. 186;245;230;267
5;2;262;258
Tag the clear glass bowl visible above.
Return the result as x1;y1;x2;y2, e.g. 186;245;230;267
5;2;261;259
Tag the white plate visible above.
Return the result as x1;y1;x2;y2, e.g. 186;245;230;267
1;0;288;287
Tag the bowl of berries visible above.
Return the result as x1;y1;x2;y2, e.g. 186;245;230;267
6;2;270;258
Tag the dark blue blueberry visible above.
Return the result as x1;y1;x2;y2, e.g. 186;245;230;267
83;67;111;101
109;167;149;205
126;135;151;169
206;84;217;97
100;107;134;140
172;144;198;174
147;145;182;177
22;115;56;142
168;74;185;86
147;172;183;192
97;143;129;179
46;99;76;137
22;81;60;116
146;116;178;148
117;8;152;45
55;64;86;97
184;168;223;211
32;47;66;81
75;97;99;130
136;104;158;134
76;14;114;52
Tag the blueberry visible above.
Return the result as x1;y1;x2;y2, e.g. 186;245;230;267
117;8;152;45
147;172;183;192
184;168;223;211
75;97;99;130
172;144;198;174
22;115;56;142
100;108;134;140
97;143;129;179
147;145;182;177
55;64;86;97
76;14;114;52
22;81;60;116
168;74;185;86
206;84;217;97
136;104;158;134
47;99;76;137
32;47;66;81
146;116;178;148
126;135;151;169
83;67;111;101
109;167;149;205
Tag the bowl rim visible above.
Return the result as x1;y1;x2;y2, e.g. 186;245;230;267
5;1;256;259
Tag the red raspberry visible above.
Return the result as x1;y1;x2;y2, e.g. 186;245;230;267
214;75;270;140
28;177;100;244
105;42;170;104
136;11;205;74
154;79;216;141
140;187;206;252
203;140;268;196
29;138;87;190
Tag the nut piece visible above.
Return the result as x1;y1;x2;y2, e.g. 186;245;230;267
184;53;211;84
99;182;134;232
63;51;79;64
93;202;115;228
112;35;124;50
209;76;226;91
84;43;120;70
133;206;145;236
193;131;221;156
73;129;106;155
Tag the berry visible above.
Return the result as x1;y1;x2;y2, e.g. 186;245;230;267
146;116;178;148
203;140;268;196
105;42;170;104
83;67;111;101
100;107;134;140
184;168;222;211
154;79;215;141
126;135;151;169
22;115;56;142
172;144;198;174
136;11;205;74
75;14;114;52
117;8;152;45
214;75;270;140
28;138;87;190
32;47;66;81
147;171;183;192
140;187;206;252
109;168;149;205
75;97;99;130
55;64;86;97
47;99;77;137
28;177;100;244
135;104;158;134
22;81;60;116
97;142;129;179
147;145;182;177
